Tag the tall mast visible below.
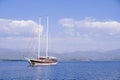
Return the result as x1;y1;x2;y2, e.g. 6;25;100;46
38;17;41;58
46;16;49;57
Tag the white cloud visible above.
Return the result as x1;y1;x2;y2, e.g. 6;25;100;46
59;18;120;35
56;18;120;52
59;18;75;27
63;29;75;36
48;36;106;52
0;18;43;37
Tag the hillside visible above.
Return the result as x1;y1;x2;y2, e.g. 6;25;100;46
0;48;120;61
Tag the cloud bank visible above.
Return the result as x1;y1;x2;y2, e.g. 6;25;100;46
59;18;120;32
0;18;43;37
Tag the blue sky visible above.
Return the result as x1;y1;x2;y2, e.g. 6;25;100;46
0;0;120;52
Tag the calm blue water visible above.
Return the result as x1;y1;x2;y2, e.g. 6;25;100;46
0;61;120;80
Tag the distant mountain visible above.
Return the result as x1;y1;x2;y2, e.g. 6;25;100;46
0;48;34;60
53;49;120;61
0;48;120;61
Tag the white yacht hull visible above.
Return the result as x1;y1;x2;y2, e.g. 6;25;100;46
26;57;57;66
30;62;57;66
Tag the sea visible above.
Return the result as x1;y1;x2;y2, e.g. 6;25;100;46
0;60;120;80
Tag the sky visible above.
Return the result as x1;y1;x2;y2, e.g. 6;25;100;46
0;0;120;53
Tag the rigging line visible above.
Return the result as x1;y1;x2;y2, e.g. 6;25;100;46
27;26;35;55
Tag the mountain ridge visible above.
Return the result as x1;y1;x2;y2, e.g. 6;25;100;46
0;48;120;61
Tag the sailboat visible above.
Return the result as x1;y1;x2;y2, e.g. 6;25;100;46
26;17;57;66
